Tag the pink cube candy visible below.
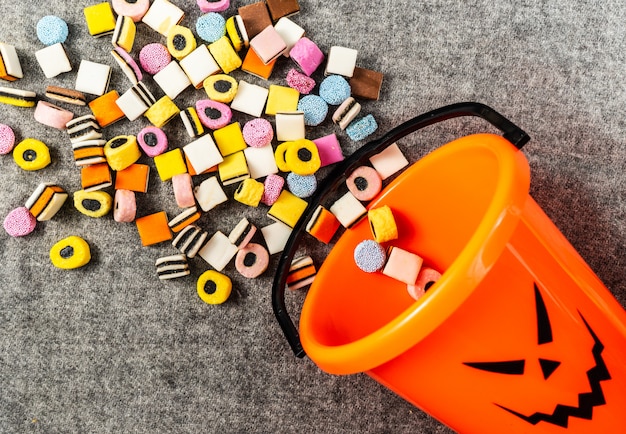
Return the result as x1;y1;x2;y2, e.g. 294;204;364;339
289;37;324;76
250;25;286;65
313;134;344;167
382;246;424;285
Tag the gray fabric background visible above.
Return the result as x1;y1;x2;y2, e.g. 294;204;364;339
1;1;625;433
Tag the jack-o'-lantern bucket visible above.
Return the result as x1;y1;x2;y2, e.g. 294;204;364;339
271;103;626;433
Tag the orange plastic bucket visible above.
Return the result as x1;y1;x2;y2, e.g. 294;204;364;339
272;103;626;433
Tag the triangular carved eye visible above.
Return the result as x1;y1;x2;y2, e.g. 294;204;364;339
463;360;525;375
539;359;560;380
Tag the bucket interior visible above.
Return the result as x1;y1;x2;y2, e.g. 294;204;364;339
302;134;525;351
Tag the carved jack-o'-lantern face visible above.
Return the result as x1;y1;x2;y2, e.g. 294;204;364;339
463;283;612;428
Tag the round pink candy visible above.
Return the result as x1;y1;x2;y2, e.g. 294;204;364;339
139;43;171;75
235;242;269;278
290;37;325;76
0;123;16;155
3;207;36;237
195;99;232;130
112;0;150;22
113;189;136;223
408;267;442;300
138;126;168;157
346;166;382;201
261;174;285;206
197;0;230;13
242;118;274;148
286;68;316;94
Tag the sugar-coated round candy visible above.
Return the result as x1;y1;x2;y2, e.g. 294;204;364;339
36;16;69;46
13;138;51;171
196;12;226;43
242;118;273;148
139;43;171;75
319;75;351;105
197;270;232;304
50;235;91;269
112;0;150;22
197;0;230;13
408;267;442;300
235;243;269;278
0;123;16;155
354;239;387;273
286;172;317;198
346;114;378;141
3;207;36;237
346;165;382;201
137;126;168;157
195;99;232;130
286;68;315;94
297;95;328;126
113;189;137;222
261;174;284;206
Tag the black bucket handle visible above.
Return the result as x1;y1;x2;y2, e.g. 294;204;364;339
271;102;530;358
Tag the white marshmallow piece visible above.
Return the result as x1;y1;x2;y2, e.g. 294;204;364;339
194;176;228;212
274;18;305;58
75;60;111;96
368;142;409;180
153;60;191;100
243;144;279;179
35;43;72;79
0;42;23;79
275;111;305;141
179;44;220;88
325;46;358;77
329;191;367;228
116;86;151;121
141;0;184;36
230;80;269;117
198;231;238;271
183;134;224;174
382;247;424;285
260;221;292;255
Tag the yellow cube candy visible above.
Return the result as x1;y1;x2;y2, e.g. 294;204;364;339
234;178;264;207
218;151;249;186
265;85;299;116
213;122;246;156
267;190;308;228
208;36;241;73
84;2;117;37
144;95;180;128
154;148;187;181
368;205;398;243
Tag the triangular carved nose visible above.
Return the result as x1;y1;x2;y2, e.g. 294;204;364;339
539;358;561;380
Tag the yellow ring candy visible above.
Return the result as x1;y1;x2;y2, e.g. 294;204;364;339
74;189;113;218
203;74;238;103
274;141;292;172
50;236;91;269
197;270;232;305
104;135;141;171
284;139;321;175
13;138;51;171
166;25;196;60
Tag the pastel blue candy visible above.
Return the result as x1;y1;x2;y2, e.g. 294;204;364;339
346;114;378;141
297;95;328;126
354;239;386;273
36;16;69;46
286;172;317;198
196;13;226;43
319;75;351;105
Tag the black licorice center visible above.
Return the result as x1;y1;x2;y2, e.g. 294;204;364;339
297;148;312;162
60;246;74;259
109;137;127;149
143;132;158;147
173;34;187;51
354;176;368;191
214;80;232;93
82;199;102;211
243;252;257;267
126;0;138;3
23;149;37;161
204;280;217;295
424;281;435;291
205;107;222;120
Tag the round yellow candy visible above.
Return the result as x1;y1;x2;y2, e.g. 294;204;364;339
274;141;293;172
203;74;238;103
284;139;321;175
74;189;113;218
104;135;140;171
197;270;232;305
50;236;91;269
13;138;51;171
167;25;196;60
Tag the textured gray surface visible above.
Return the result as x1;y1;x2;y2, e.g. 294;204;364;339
1;1;625;433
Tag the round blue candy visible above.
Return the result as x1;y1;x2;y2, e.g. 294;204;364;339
297;95;328;126
346;114;378;141
196;13;226;43
354;240;386;273
36;15;69;46
286;173;317;198
319;75;351;105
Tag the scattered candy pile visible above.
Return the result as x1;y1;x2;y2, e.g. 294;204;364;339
1;0;389;305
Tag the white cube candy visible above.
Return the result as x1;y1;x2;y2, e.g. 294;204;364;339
0;42;23;79
153;60;191;100
230;80;269;117
142;0;184;36
274;17;304;58
198;231;238;271
35;43;71;79
243;144;278;179
369;142;409;180
329;191;367;228
179;44;220;88
75;60;111;96
382;246;424;285
260;221;292;255
194;176;228;212
275;111;305;141
116;83;155;121
325;46;358;77
183;134;224;174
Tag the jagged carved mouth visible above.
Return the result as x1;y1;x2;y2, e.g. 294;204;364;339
463;284;611;428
